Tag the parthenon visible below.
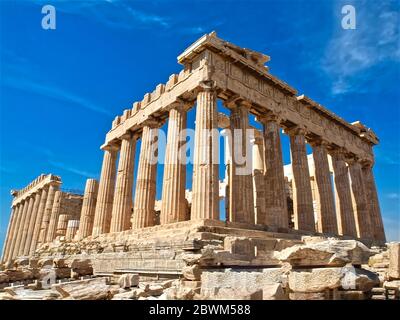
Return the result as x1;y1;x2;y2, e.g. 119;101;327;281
1;32;397;301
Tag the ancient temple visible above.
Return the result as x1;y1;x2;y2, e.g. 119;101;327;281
1;32;386;280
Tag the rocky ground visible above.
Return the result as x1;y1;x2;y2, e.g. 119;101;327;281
0;237;399;300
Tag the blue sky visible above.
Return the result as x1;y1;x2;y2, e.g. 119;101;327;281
0;0;399;250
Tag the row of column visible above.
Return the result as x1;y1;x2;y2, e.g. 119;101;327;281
2;183;60;262
87;85;384;242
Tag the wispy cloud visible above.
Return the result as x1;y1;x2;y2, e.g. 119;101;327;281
3;76;112;116
386;193;400;200
321;1;400;95
48;160;97;178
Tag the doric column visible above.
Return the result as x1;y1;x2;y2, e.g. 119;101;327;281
330;149;357;237
260;114;288;228
310;140;337;234
92;145;118;236
287;127;315;231
226;102;254;224
22;190;42;255
17;195;35;256
77;179;99;239
38;184;59;245
110;133;137;233
251;136;266;225
362;162;386;241
1;205;17;262
221;128;231;221
160;106;187;224
348;158;372;239
56;212;72;238
29;186;48;255
65;220;80;241
132;123;159;228
10;201;26;259
191;84;219;220
46;190;62;242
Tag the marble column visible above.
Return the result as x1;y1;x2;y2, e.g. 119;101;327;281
1;205;16;262
56;212;72;237
65;220;80;241
191;85;219;220
38;184;59;245
92;146;118;236
362;162;386;241
10;201;26;259
132;124;159;228
110;133;137;233
288;128;315;231
252;136;266;225
160;106;187;224
311;140;337;234
46;190;62;242
330;150;357;237
260;114;288;228
23;190;42;255
29;186;48;255
18;195;35;256
227;102;254;224
348;158;372;239
77;179;99;239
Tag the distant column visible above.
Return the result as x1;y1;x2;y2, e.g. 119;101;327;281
65;220;80;241
46;190;62;242
348;158;372;239
227;102;254;224
22;190;42;255
191;84;219;220
38;184;59;245
17;195;35;256
311;140;337;234
132;123;159;228
9;201;26;260
110;133;137;232
362;162;386;241
92;145;118;236
160;105;187;224
330;149;357;237
260;114;288;228
251;136;266;225
287;127;315;231
29;186;49;255
1;205;17;262
77;179;99;239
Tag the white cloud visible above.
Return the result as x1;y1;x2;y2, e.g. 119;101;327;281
386;192;400;199
321;2;399;95
48;160;97;178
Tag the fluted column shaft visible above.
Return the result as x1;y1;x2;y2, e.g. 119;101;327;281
110;133;137;232
331;151;357;237
311;141;338;234
38;184;59;245
288;129;315;231
261;115;288;228
191;86;219;220
29;186;48;254
10;201;26;259
349;160;372;239
252;136;266;225
23;191;42;255
132;125;159;228
161;106;187;224
56;212;71;237
362;164;385;241
1;205;16;262
17;196;35;256
78;179;99;239
46;190;62;242
65;220;79;241
227;103;254;224
92;146;117;236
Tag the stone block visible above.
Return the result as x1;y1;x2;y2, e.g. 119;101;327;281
118;273;139;289
388;242;400;279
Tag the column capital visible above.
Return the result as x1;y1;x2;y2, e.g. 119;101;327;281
329;147;349;160
256;111;282;124
284;125;307;137
308;137;330;148
198;80;216;92
346;154;362;166
101;143;119;152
